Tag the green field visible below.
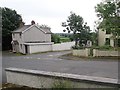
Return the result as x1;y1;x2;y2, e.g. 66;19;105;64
60;37;71;42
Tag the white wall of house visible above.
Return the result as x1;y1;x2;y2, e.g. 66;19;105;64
12;33;23;43
45;34;51;42
23;26;51;42
12;33;23;53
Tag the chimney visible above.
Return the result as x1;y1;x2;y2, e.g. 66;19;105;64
31;20;35;25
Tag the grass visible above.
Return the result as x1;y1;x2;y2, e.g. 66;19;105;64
51;80;73;89
2;51;25;56
60;37;71;43
2;83;39;90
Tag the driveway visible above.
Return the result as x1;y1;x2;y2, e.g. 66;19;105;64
2;51;119;83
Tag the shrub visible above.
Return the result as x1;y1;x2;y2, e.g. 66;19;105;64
92;45;114;50
51;34;61;44
71;45;85;49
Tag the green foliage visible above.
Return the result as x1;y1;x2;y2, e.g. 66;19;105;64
92;45;114;50
95;0;120;47
62;12;91;46
71;45;85;49
51;34;60;44
60;37;71;42
56;33;74;41
90;32;98;46
2;7;23;50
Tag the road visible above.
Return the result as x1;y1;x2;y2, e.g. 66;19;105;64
2;51;118;83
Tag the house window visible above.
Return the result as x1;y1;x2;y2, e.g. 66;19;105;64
105;38;110;45
106;30;111;34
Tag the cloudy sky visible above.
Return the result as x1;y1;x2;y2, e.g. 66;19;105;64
1;0;102;33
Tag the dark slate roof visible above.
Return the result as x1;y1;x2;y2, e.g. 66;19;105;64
12;25;31;33
12;24;52;34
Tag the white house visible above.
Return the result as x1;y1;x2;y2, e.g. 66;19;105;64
98;29;120;47
11;21;53;54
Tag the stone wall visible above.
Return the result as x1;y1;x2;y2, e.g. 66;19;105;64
72;48;90;57
93;49;119;57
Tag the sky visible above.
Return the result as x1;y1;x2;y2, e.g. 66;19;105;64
1;0;102;33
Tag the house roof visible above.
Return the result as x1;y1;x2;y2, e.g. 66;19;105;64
12;25;31;33
12;24;52;34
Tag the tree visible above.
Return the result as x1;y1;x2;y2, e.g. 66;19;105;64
51;34;60;44
62;12;91;46
95;0;120;47
2;7;23;50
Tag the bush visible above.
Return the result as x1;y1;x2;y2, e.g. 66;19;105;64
92;45;114;50
71;45;85;49
51;34;60;44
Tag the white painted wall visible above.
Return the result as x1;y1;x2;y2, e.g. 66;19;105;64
27;43;53;54
52;42;75;51
72;48;90;57
23;42;74;54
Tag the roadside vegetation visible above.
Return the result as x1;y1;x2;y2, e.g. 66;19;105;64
51;33;72;44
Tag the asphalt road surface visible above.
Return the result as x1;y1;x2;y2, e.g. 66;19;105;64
2;51;119;83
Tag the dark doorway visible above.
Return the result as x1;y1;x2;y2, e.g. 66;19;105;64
25;45;28;54
118;39;120;47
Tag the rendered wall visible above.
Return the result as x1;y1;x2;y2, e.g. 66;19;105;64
72;48;90;57
5;68;117;88
52;42;75;51
93;49;119;57
28;43;53;54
